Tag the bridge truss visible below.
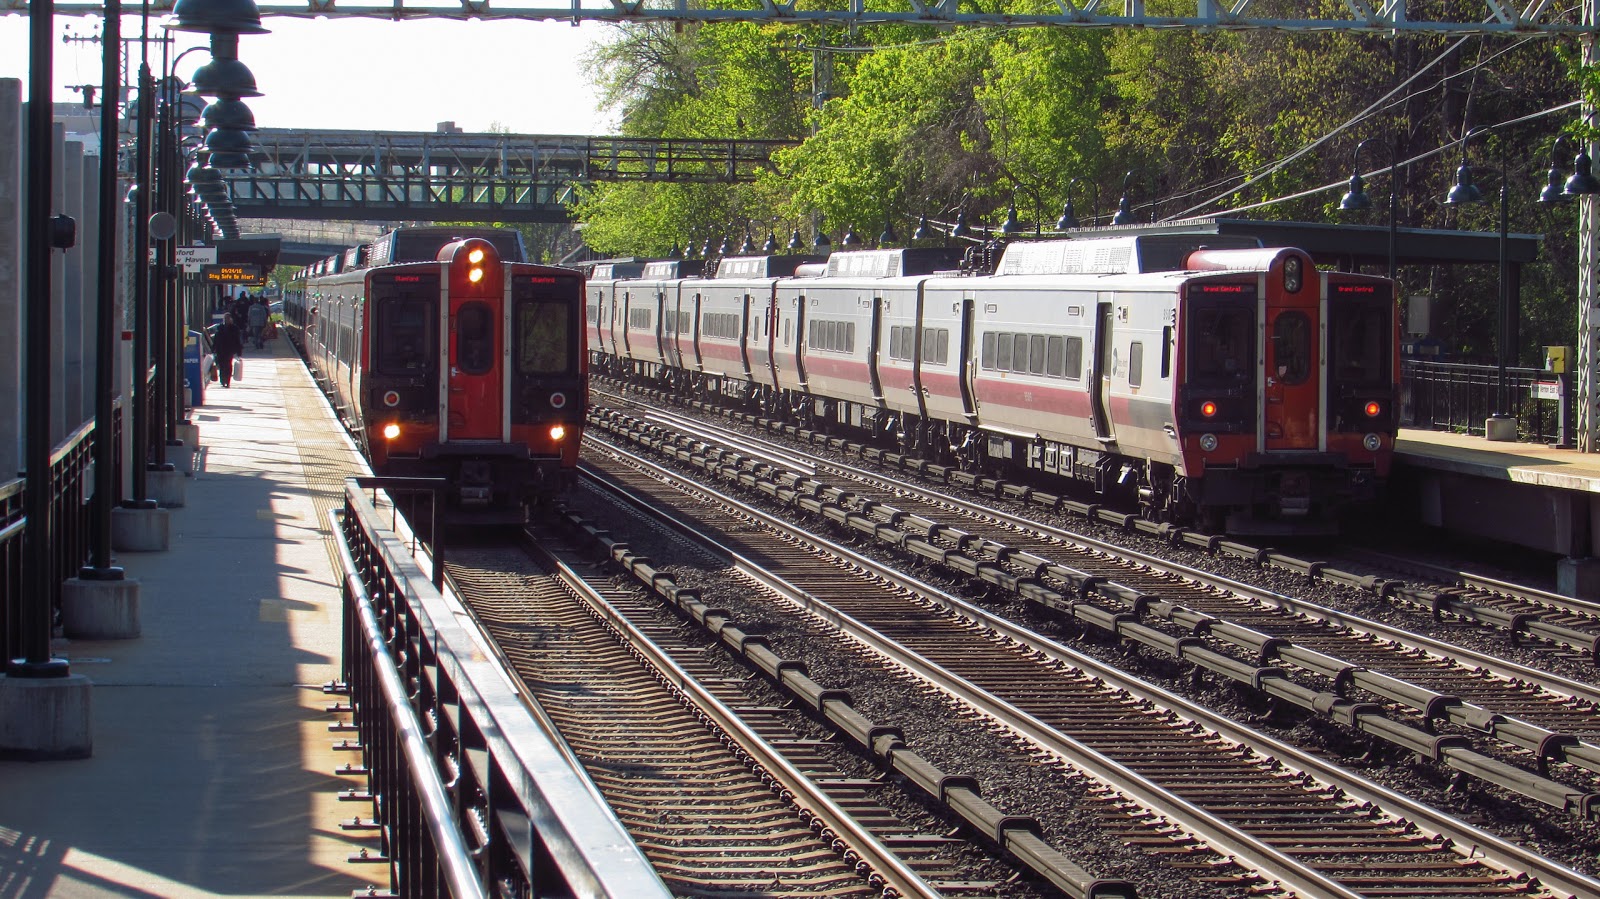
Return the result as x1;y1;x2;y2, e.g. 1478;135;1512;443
226;129;795;222
6;0;1594;35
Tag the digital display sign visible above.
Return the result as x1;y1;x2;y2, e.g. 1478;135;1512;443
204;264;262;284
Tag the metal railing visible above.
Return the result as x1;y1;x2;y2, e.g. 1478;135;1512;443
1401;359;1572;445
332;478;668;898
0;404;122;664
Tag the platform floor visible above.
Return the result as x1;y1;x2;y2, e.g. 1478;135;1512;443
0;336;380;897
1397;427;1600;493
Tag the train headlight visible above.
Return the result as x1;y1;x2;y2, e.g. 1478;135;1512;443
1283;255;1303;293
549;391;568;409
1199;433;1218;452
550;424;567;442
1200;400;1218;418
468;247;486;264
382;423;401;440
467;267;484;284
1364;401;1382;417
382;389;401;408
1363;433;1382;452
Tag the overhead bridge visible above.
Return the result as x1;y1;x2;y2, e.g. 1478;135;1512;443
224;129;797;223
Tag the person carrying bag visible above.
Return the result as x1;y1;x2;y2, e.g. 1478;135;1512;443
213;314;244;388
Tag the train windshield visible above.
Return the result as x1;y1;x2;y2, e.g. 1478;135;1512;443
457;302;496;374
372;290;436;375
1186;287;1256;386
1328;293;1392;387
517;299;572;374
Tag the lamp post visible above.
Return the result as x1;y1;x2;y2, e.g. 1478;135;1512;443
1443;128;1517;437
1338;137;1401;281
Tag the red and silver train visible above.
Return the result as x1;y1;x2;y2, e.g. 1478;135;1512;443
586;234;1398;535
285;226;587;523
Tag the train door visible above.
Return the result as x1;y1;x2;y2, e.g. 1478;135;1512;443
1262;257;1319;450
1090;301;1114;441
444;281;504;441
958;295;977;418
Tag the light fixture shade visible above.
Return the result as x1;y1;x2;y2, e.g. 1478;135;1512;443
1339;172;1372;211
190;58;262;98
787;229;804;251
762;232;778;253
199;98;256;131
718;237;731;255
1112;195;1135;225
912;214;930;241
1566;149;1600;196
841;227;861;247
668;242;681;259
1541;166;1571;205
739;233;755;254
170;0;270;34
205;126;254;155
814;231;832;251
207;150;252;169
1055;201;1078;230
999;205;1019;237
950;211;969;239
186;162;225;186
1445;164;1483;205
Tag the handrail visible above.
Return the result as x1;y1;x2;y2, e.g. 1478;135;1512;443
334;479;669;898
331;510;486;899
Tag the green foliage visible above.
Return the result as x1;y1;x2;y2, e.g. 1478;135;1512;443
580;15;1589;362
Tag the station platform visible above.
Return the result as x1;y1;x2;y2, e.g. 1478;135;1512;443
0;336;381;897
1394;427;1600;594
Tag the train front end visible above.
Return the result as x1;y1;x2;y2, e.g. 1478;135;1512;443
364;238;584;523
1176;248;1396;534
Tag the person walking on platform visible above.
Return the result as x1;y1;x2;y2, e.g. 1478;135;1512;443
214;313;244;388
247;297;268;350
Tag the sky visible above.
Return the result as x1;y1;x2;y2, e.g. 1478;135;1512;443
0;13;616;135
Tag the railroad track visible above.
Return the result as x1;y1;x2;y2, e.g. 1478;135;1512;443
443;529;1120;898
568;434;1600;897
593;379;1600;664
590;403;1600;817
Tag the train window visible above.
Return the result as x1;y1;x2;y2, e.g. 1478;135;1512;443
1046;336;1065;376
924;329;949;365
456;302;495;375
1129;341;1144;387
1065;336;1083;380
981;332;996;369
1271;311;1312;385
1161;326;1172;379
375;298;434;373
1029;335;1047;375
996;332;1014;370
1188;305;1253;385
517;300;570;374
1013;334;1032;372
1329;303;1389;386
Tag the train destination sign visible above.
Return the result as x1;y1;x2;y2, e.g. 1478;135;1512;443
203;264;263;284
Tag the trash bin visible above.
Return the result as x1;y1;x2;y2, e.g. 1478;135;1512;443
183;329;210;408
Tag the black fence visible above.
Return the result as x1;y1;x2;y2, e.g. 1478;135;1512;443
1401;359;1574;445
0;405;121;664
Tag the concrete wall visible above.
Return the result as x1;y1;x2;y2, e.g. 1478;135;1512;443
0;80;19;481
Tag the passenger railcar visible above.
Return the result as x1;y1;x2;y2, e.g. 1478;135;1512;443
287;226;586;523
587;233;1397;535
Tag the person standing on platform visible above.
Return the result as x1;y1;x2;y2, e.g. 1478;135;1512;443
247;297;268;350
214;313;245;388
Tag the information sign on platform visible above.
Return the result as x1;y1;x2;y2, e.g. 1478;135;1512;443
203;264;263;284
175;246;218;272
1532;380;1563;401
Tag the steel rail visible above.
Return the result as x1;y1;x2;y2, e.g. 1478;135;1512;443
583;441;1365;899
584;427;1600;899
523;529;942;899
